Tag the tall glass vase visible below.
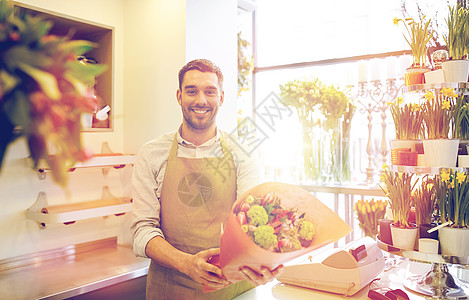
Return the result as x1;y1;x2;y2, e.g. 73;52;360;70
300;123;322;184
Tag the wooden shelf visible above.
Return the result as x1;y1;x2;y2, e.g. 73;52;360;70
36;154;136;178
26;190;132;228
12;1;114;131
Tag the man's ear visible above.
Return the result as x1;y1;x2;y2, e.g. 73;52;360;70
176;89;182;106
219;91;224;106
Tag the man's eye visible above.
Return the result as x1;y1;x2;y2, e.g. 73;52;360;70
186;90;197;95
206;90;217;96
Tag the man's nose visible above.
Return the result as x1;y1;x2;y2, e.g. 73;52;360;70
194;92;208;105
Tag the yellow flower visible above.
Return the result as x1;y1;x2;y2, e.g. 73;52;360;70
450;181;455;189
393;17;399;25
424;91;435;100
456;172;467;184
382;163;389;170
412;103;420;111
442;100;451;110
442;87;457;98
441;170;450;183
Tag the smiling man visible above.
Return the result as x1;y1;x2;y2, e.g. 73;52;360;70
131;59;284;299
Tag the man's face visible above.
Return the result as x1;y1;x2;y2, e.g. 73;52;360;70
177;70;224;131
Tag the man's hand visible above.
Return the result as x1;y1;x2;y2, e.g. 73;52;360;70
182;248;231;289
239;264;285;286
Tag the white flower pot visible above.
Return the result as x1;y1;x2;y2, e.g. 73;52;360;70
424;69;445;84
390;223;418;250
458;155;469;167
441;60;469;82
439;227;469;257
422;139;460;167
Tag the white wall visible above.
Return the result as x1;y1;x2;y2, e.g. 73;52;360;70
0;0;238;261
124;0;238;154
186;0;238;133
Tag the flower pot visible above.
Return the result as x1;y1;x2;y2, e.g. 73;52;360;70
379;219;393;245
441;59;469;82
424;69;445;84
422;139;460;167
405;67;430;86
390;223;418;250
439;227;469;257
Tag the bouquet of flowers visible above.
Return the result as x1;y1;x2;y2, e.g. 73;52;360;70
0;0;107;186
204;182;351;292
234;193;316;253
355;198;387;238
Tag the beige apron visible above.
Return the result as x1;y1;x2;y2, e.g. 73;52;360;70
146;133;253;300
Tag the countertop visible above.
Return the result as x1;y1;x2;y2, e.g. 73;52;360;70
2;237;468;300
235;258;469;300
0;237;150;300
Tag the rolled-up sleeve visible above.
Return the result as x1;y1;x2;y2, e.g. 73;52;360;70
130;144;165;258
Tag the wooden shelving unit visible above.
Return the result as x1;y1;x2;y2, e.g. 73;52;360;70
28;154;135;228
12;1;114;131
26;191;132;228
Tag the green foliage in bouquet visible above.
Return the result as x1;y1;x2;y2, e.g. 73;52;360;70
436;169;469;228
0;0;106;186
279;79;355;183
235;193;316;253
380;164;418;228
389;96;423;140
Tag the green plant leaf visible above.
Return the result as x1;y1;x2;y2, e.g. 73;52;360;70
59;40;98;57
17;62;60;100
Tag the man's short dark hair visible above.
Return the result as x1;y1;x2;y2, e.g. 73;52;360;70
178;59;224;91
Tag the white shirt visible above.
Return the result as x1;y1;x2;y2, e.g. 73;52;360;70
130;129;260;258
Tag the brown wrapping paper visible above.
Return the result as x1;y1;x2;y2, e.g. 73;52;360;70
204;182;351;292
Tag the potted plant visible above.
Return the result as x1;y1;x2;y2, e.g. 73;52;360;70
435;169;469;257
452;94;469;141
380;164;419;250
0;0;106;186
414;176;438;240
389;96;423;166
355;198;387;239
442;5;469;82
393;15;433;85
421;88;459;167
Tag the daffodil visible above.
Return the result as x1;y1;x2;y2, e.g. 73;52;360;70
442;87;457;98
441;170;451;183
424;90;435;100
412;103;420;111
442;100;451;110
393;17;400;25
456;172;467;184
